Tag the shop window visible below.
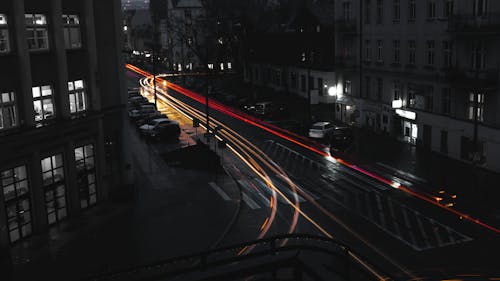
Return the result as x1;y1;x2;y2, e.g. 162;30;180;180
41;154;67;225
62;14;82;49
75;144;97;209
0;14;10;53
25;14;49;50
1;165;32;243
0;91;17;130
32;85;55;125
68;80;87;114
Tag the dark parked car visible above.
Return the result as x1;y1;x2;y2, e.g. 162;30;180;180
135;114;168;127
139;118;180;140
329;127;353;152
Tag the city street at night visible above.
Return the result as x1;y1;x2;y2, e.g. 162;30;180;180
1;0;500;280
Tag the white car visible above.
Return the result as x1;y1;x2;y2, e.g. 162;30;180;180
308;122;335;139
129;104;159;119
139;118;179;137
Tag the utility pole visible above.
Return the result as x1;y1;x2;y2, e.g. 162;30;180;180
152;14;158;109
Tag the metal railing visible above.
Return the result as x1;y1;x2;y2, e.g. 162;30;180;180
77;234;393;281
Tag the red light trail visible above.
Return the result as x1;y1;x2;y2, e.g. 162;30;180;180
126;64;500;235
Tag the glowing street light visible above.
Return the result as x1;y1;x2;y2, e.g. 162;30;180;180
328;86;336;97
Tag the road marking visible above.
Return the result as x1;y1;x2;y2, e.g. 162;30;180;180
415;214;432;249
209;182;231;201
241;192;260;210
387;199;402;238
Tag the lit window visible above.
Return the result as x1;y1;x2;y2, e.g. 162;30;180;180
1;165;32;243
227;62;232;69
68;80;87;114
468;93;484;122
0;91;17;130
0;14;10;53
75;144;97;209
41;154;67;225
25;14;49;50
32;85;55;125
62;15;82;49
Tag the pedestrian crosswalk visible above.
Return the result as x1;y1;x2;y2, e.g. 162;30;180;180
260;140;474;251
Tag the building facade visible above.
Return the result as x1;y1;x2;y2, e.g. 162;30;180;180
0;0;130;251
334;0;500;172
243;0;337;105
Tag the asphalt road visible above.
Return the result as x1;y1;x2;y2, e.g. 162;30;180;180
128;69;500;281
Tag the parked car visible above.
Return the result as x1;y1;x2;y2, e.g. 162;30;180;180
139;118;180;139
329;127;353;151
135;113;168;127
129;104;160;120
308;122;335;139
128;96;148;107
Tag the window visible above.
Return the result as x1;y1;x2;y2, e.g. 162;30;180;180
471;41;486;70
308;76;314;90
427;1;436;20
443;41;453;68
474;0;488;17
441;88;451;115
301;75;306;92
342;1;352;21
62;14;82;49
393;80;401;100
468;93;484;122
444;0;454;18
440;130;448;154
0;14;10;53
376;40;383;62
408;40;416;65
68;80;87;114
426;40;435;66
408;88;416;107
318;78;323;96
2;165;32;243
376;78;383;100
393;0;400;22
364;0;371;24
365;76;371;98
393;40;400;64
75;144;97;209
32;85;55;124
376;0;383;24
426;87;434;112
344;80;352;95
408;0;416;22
41;154;67;225
365;40;372;61
25;14;49;50
0;91;17;130
291;72;297;89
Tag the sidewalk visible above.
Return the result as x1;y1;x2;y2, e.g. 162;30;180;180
6;122;241;281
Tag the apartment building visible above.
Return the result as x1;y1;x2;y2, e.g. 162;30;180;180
334;0;500;172
243;0;337;105
0;0;130;250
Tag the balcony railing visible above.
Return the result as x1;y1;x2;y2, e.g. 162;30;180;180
335;19;357;34
448;13;500;34
78;234;393;281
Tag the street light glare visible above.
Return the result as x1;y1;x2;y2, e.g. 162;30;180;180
328;86;336;97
